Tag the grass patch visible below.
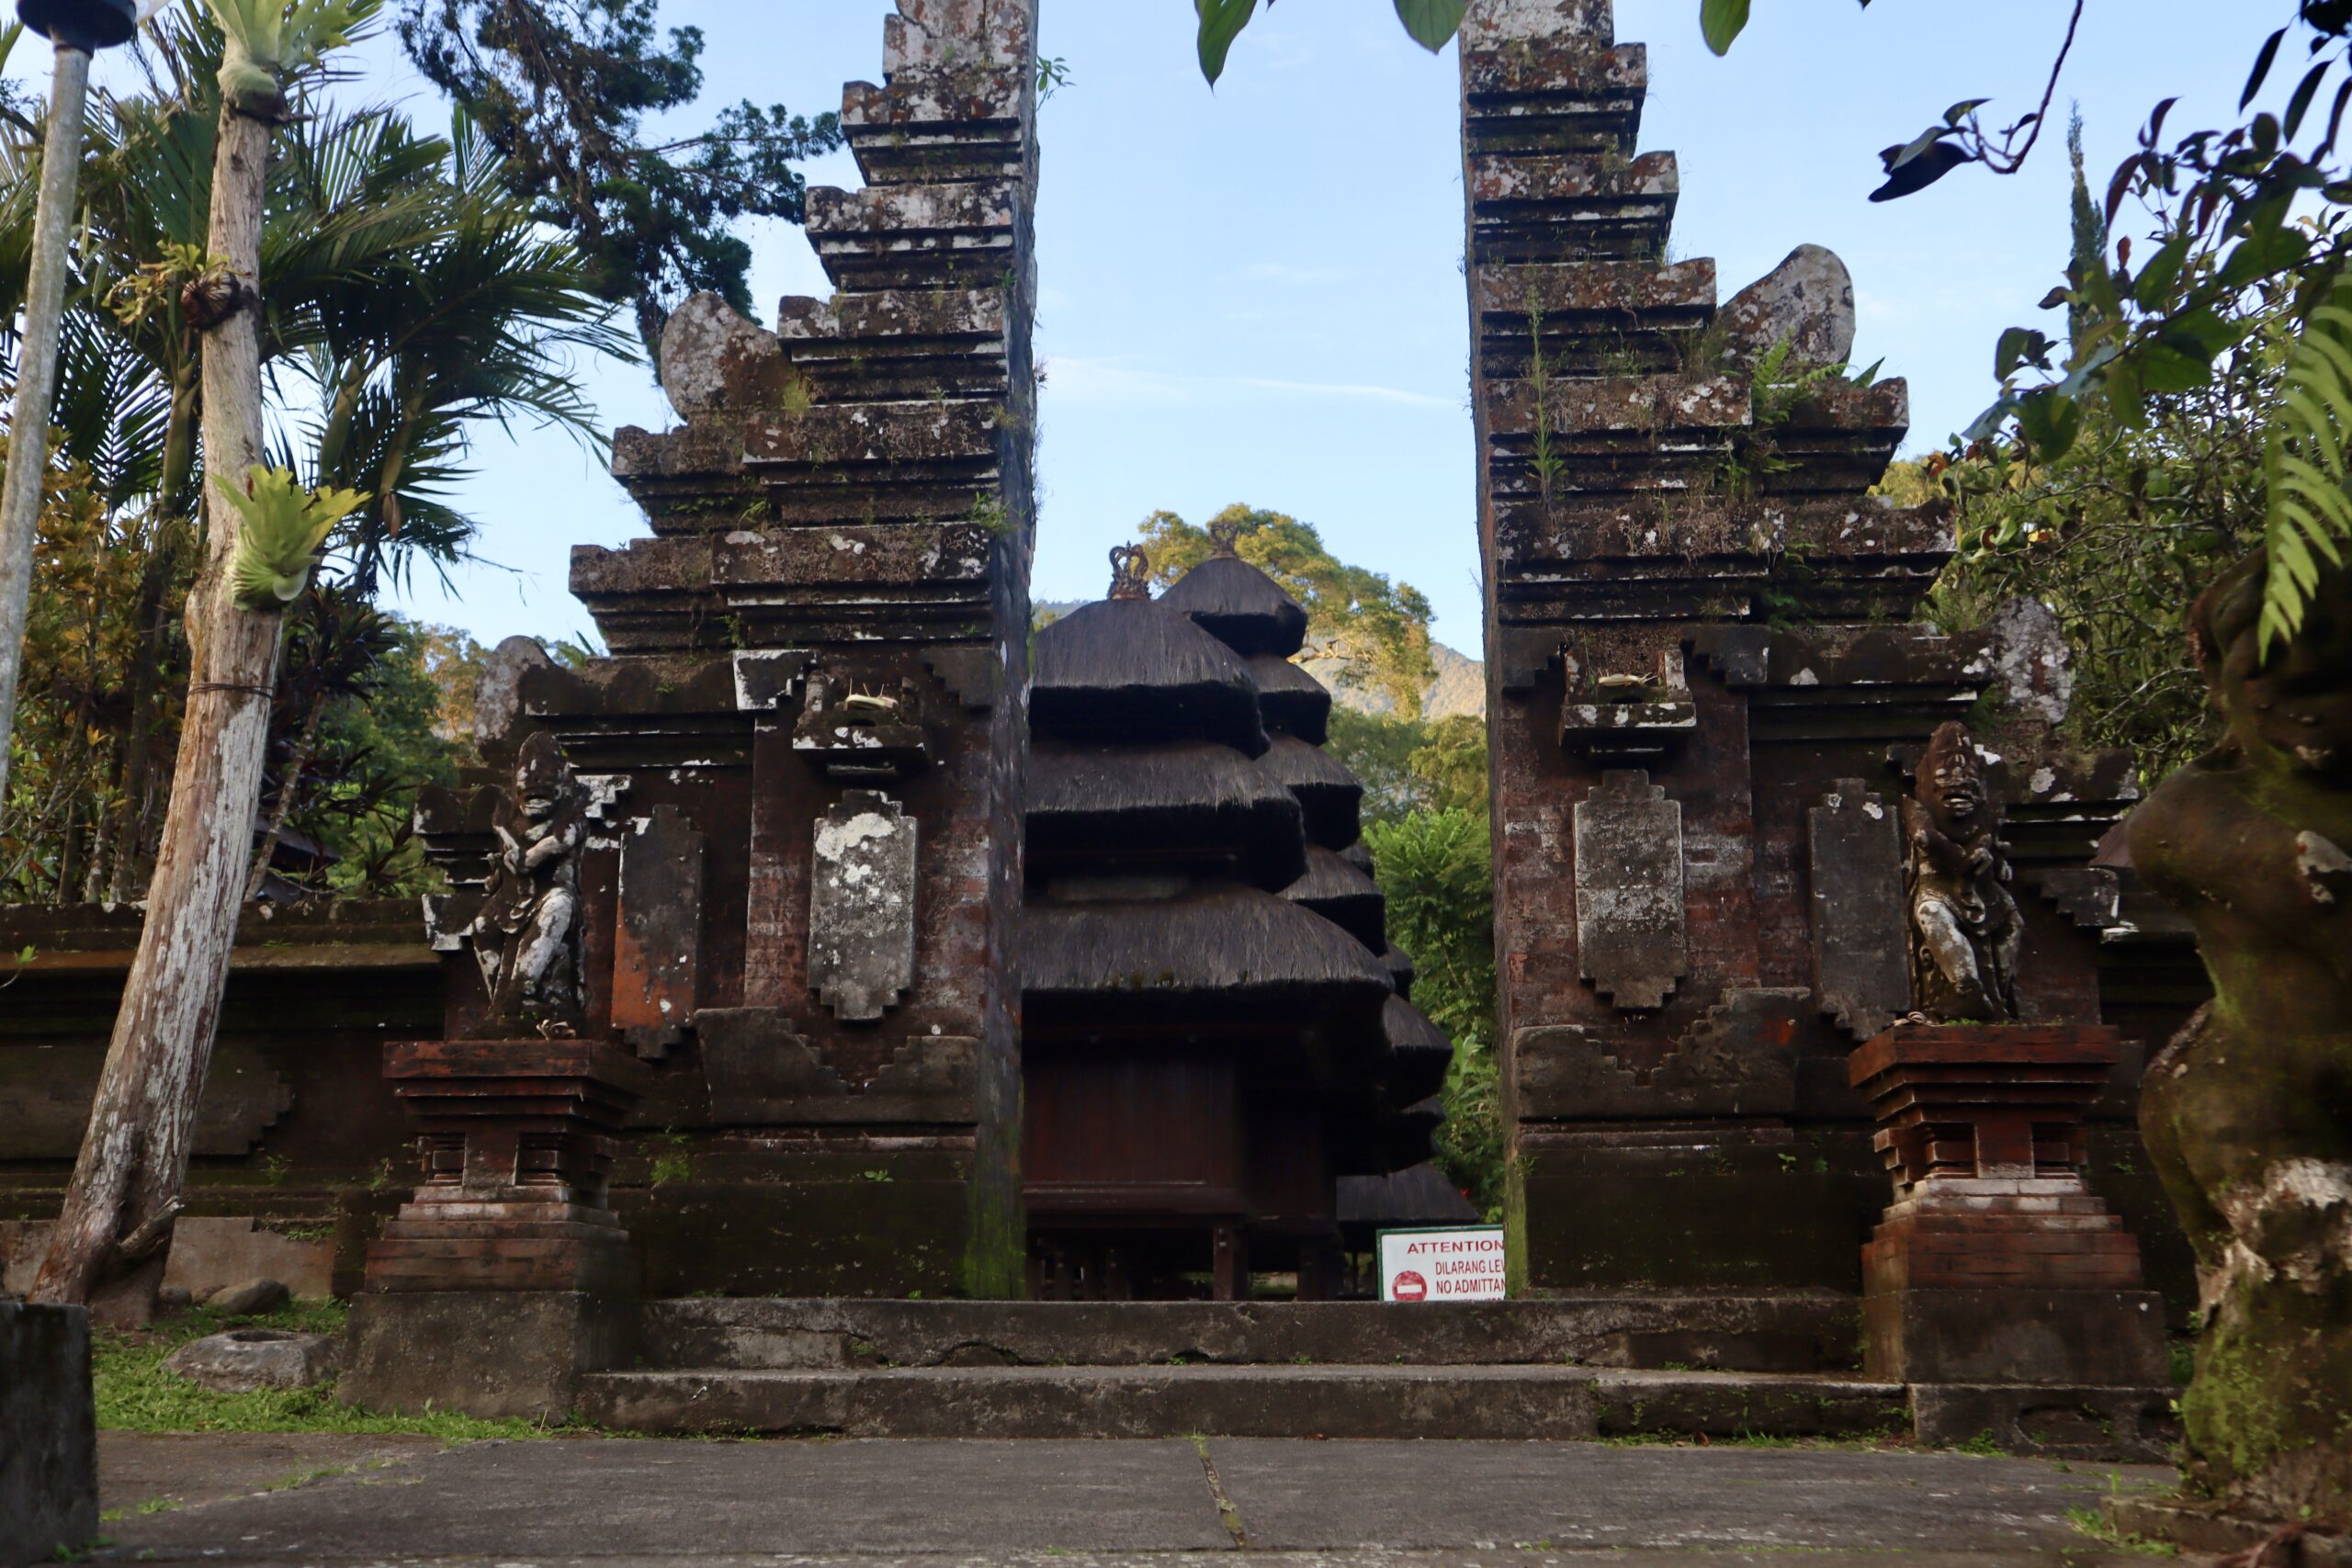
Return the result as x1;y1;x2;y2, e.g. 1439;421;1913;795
95;1301;555;1441
2064;1505;2179;1556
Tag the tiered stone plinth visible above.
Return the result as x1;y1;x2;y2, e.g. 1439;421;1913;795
363;1040;650;1295
343;1040;650;1421
1851;1025;2171;1454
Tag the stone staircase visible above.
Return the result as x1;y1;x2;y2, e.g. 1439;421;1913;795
577;1295;1927;1441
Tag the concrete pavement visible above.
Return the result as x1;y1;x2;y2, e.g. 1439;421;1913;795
83;1432;2184;1565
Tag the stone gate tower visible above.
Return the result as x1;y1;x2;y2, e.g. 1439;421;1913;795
361;0;1044;1344
1458;0;2144;1294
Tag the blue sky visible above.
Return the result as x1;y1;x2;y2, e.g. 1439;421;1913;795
12;2;2285;656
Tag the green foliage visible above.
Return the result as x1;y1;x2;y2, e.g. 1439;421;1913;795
1195;0;1464;85
1699;3;2352;657
1392;0;1468;52
397;0;845;351
0;19;619;904
1365;806;1502;1217
300;614;473;895
1912;144;2287;784
94;1302;548;1438
224;467;368;611
2261;273;2352;651
1328;710;1487;825
1722;336;1857;500
1136;504;1436;717
204;0;380;107
1699;0;1750;57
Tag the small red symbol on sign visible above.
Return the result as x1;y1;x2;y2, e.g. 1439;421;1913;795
1392;1270;1428;1302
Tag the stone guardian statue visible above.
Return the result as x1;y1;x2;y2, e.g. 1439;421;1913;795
468;731;587;1025
1902;722;2022;1021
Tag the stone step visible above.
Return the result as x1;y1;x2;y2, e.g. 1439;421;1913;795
630;1294;1860;1374
577;1363;1908;1441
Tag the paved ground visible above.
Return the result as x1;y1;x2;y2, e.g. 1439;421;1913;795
84;1433;2186;1566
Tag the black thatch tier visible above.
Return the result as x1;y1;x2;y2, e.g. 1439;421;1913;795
1261;733;1364;850
1023;883;1394;1032
1341;840;1375;875
1248;654;1331;744
1283;845;1387;953
1383;1096;1448;1176
1033;597;1269;756
1383;995;1456;1106
1026;741;1308;890
1384;943;1417;1000
1161;554;1310;657
1339;1164;1480;1235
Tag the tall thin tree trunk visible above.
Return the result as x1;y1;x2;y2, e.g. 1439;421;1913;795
30;98;281;1317
0;43;92;818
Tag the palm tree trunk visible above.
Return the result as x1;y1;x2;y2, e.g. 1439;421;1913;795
244;682;327;900
30;97;282;1317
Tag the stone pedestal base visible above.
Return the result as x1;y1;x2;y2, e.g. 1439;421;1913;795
341;1291;635;1423
1851;1024;2177;1461
1864;1287;2167;1385
349;1040;649;1421
362;1038;648;1296
0;1303;96;1568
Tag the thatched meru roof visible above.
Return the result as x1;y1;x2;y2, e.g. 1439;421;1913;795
1161;555;1310;657
1027;740;1308;890
1384;943;1417;1000
1283;844;1387;952
1033;597;1269;756
1385;1097;1447;1174
1339;1164;1480;1231
1261;733;1364;850
1023;883;1393;1028
1382;996;1456;1106
1249;654;1331;745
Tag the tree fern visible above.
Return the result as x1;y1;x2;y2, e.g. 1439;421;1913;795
2263;275;2352;653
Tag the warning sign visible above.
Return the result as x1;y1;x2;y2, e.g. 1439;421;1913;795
1376;1224;1506;1302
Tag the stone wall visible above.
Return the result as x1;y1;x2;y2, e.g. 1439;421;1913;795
0;901;437;1299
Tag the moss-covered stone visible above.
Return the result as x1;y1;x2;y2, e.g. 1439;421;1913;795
2131;553;2352;1528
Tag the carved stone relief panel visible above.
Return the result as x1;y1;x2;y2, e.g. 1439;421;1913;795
808;792;918;1021
613;805;707;1059
1807;779;1910;1040
1573;769;1688;1010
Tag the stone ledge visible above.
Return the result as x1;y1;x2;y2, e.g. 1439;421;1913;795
2107;1495;2352;1564
1911;1382;2179;1464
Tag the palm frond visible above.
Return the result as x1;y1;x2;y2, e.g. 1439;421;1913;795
2261;278;2352;652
